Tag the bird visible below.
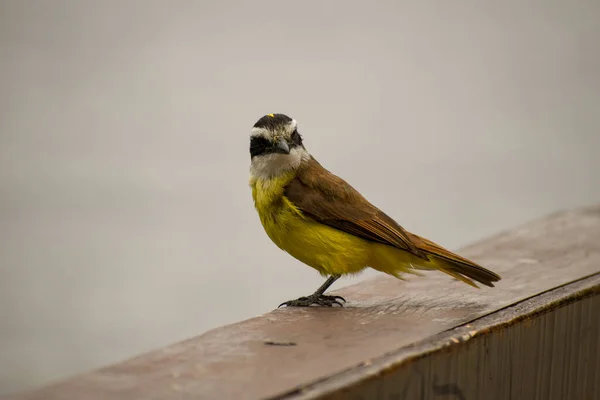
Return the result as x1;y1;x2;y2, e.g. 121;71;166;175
249;113;501;307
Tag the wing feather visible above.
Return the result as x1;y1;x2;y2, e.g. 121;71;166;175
408;233;501;285
284;157;428;259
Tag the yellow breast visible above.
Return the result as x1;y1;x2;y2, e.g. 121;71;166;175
250;174;371;276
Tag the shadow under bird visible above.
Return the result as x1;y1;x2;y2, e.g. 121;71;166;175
249;113;501;307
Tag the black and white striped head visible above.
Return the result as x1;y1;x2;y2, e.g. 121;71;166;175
249;113;309;179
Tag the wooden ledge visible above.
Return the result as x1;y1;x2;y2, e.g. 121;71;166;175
4;206;600;400
294;273;599;400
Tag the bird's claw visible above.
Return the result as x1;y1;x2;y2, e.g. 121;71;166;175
278;294;346;308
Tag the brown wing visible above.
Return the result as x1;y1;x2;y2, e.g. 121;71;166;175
284;157;429;260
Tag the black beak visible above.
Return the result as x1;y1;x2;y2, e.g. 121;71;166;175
274;139;290;154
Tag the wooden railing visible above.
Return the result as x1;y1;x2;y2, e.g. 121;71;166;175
4;206;600;400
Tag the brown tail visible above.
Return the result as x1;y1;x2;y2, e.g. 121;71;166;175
409;233;501;288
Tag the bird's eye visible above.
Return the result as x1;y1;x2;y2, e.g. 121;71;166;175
291;129;302;146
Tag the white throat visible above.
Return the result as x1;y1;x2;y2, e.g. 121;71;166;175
250;147;309;180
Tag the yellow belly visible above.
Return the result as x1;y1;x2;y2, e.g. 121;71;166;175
251;174;371;276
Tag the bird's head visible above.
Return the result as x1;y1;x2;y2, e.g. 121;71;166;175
249;113;310;179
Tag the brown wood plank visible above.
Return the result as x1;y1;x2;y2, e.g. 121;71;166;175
4;205;600;400
295;272;599;400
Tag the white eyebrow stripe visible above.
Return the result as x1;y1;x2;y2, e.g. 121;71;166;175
250;127;269;138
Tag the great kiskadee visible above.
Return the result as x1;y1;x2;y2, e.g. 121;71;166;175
249;113;500;307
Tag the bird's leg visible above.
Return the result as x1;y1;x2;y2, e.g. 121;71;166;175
278;275;346;308
312;275;341;296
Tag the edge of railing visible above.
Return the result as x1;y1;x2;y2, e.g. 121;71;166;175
4;205;600;400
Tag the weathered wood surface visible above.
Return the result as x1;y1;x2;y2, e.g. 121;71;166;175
302;273;599;400
4;206;600;400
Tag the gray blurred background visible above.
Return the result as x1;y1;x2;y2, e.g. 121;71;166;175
1;0;599;395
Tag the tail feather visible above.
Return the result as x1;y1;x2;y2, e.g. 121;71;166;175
409;233;501;288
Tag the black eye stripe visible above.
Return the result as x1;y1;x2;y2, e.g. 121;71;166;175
250;136;270;158
290;129;303;146
250;130;303;159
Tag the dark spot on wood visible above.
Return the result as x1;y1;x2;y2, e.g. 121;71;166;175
432;376;466;400
264;341;297;347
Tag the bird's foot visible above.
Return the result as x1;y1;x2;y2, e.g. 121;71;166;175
278;294;346;308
